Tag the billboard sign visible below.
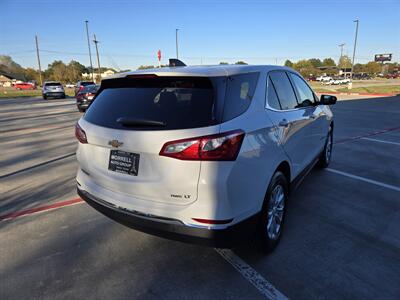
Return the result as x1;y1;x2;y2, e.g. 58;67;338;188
374;54;392;62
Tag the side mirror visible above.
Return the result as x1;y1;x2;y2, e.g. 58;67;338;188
320;94;337;105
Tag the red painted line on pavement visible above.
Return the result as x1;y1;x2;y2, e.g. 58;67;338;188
335;126;400;145
0;198;84;221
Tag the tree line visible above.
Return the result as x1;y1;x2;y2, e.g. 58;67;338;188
0;55;121;84
284;56;398;77
1;55;398;85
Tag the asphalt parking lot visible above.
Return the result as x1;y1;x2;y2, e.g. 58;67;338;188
1;95;399;300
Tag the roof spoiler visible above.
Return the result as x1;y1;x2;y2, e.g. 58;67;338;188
169;59;186;67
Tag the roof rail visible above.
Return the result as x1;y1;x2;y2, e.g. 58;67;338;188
169;59;186;67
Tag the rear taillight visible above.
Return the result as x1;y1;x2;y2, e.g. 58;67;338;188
75;123;88;144
159;130;245;161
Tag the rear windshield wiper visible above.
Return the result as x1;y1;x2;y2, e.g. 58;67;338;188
116;117;166;127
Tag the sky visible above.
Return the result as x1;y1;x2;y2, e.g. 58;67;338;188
1;0;399;71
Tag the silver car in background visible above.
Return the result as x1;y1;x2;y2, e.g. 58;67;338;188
42;81;65;99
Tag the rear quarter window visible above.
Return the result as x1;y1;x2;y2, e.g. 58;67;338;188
222;72;259;121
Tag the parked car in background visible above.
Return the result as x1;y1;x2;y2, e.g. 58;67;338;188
14;82;36;90
385;73;399;79
66;83;76;88
42;81;65;99
75;81;95;96
353;73;372;80
307;76;317;81
316;75;333;82
76;64;337;253
331;78;351;85
76;84;100;112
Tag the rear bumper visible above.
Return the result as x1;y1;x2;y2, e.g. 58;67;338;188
77;187;259;248
44;92;65;97
76;101;90;109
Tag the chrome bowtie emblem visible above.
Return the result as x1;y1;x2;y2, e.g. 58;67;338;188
108;140;123;148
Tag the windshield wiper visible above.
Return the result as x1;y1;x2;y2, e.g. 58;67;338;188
116;117;166;127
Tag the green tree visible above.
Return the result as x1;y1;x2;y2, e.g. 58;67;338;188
284;60;293;68
353;63;364;73
338;55;352;69
24;68;41;83
387;63;399;74
66;60;87;83
234;61;247;65
364;61;381;74
308;58;322;68
322;58;336;67
137;65;155;70
293;60;318;77
0;55;26;80
47;60;68;82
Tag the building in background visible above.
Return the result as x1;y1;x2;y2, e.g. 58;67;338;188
0;73;15;87
81;69;115;80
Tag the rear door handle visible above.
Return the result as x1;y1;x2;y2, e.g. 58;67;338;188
279;119;289;127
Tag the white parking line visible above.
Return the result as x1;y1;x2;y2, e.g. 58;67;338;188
326;168;400;193
361;137;400;146
215;248;288;300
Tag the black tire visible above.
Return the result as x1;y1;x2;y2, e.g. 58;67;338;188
43;95;47;100
61;94;66;99
255;171;288;253
317;126;333;168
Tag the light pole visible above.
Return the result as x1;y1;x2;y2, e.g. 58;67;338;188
175;29;179;59
338;43;345;76
85;20;94;81
350;20;359;79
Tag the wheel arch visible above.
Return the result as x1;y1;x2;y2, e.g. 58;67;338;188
275;160;291;184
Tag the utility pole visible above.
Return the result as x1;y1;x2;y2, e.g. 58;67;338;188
93;34;101;83
350;20;359;79
338;43;345;77
35;35;43;86
85;20;94;81
175;29;179;59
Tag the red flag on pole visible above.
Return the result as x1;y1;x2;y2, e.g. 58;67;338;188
157;50;161;61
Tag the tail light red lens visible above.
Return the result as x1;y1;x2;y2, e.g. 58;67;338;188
159;130;245;161
75;123;88;144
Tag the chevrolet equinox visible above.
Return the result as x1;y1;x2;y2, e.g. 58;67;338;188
76;64;336;252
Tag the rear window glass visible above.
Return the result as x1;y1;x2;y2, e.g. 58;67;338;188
222;73;259;121
45;82;62;86
81;81;95;86
84;77;222;130
83;85;100;93
266;78;281;110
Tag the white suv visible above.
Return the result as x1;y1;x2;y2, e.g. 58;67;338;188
75;64;336;252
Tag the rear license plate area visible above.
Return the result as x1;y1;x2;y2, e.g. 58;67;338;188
108;150;140;176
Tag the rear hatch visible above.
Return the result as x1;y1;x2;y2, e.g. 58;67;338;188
78;75;224;205
45;82;63;92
